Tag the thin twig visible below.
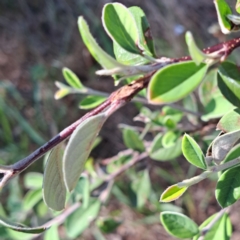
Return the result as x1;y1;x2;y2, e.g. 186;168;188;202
133;97;201;116
32;202;81;239
0;36;240;188
100;149;134;165
103;152;148;182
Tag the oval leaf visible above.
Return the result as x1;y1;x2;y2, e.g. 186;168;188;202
24;172;43;189
217;108;240;133
63;113;107;191
62;68;83;89
43;143;66;211
78;16;124;70
212;129;240;163
148;61;208;104
216;166;240;207
0;216;47;234
160;211;199;239
236;0;240;14
160;185;188;202
185;31;206;65
201;93;234;121
122;128;145;152
129;6;155;55
182;134;207;169
150;133;182;161
102;3;140;54
217;61;240;108
113;42;148;66
23;189;42;211
65;199;101;238
199;69;218;106
193;213;232;240
214;0;233;34
131;170;151;208
79;95;106;110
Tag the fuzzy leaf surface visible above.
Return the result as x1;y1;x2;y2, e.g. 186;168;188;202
43;143;66;211
63;113;107;191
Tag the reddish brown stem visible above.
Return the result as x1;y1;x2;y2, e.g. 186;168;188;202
3;36;240;179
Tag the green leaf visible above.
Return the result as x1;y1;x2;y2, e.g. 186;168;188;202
79;95;106;110
162;131;178;148
185;31;206;65
193;213;232;240
23;189;42;211
216;166;240;207
36;201;48;218
214;0;233;34
24;172;43;189
78;16;124;70
65;200;101;238
122;128;145;152
227;14;240;27
62;68;83;89
148;61;208;104
74;176;90;209
102;3;140;54
160;185;188;202
218;61;240;108
212;129;240;163
63;113;107;192
131;170;151;208
160;212;199;238
112;6;155;66
183;94;198;125
201;93;234;121
163;116;176;129
43;143;66;211
182;134;207;169
97;218;121;233
222;143;240;164
54;82;71;100
0;216;48;234
199;69;234;121
150;133;182;161
128;6;155;55
217;108;240;132
44;225;59;240
113;42;148;66
199;69;218;106
162;106;183;123
236;0;240;14
6;230;33;240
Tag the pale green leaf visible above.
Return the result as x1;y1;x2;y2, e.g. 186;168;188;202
182;134;207;169
212;129;240;163
160;185;188;202
62;68;83;89
24;172;43;189
78;16;124;70
65;200;101;238
63;113;107;191
43;143;66;211
160;212;199;238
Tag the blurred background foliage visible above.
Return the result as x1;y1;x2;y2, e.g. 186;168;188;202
1;0;240;239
